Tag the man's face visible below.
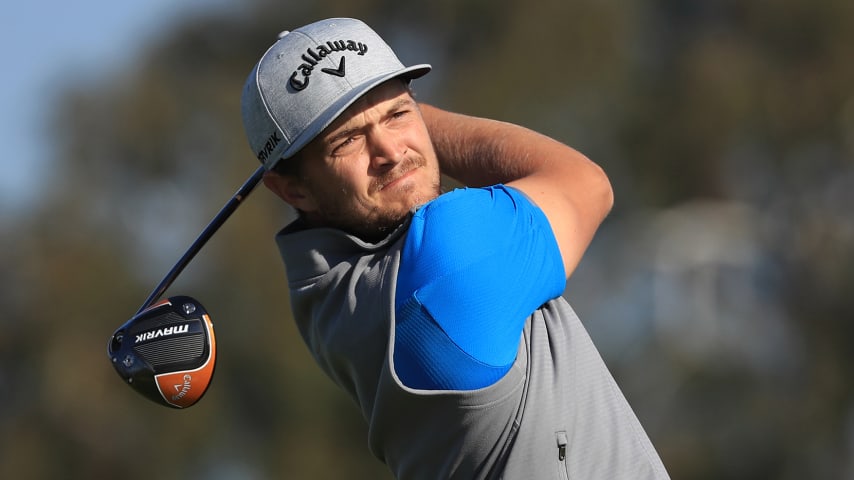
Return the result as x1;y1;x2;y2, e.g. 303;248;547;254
267;80;442;241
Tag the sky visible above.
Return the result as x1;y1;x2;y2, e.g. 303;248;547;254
0;0;236;218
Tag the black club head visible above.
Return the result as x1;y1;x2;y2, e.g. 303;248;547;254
108;296;216;408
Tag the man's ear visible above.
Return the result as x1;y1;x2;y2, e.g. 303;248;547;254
262;170;318;212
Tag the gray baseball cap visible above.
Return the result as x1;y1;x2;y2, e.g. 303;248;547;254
241;18;431;170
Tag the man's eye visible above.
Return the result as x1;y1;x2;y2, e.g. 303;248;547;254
332;136;357;155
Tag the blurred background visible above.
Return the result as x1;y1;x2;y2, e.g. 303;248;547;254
2;0;852;478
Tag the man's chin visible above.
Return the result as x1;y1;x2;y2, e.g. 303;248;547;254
317;183;440;241
396;193;438;216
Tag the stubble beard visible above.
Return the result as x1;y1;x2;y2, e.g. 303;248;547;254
310;154;441;242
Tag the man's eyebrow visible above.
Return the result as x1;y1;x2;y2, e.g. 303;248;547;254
324;98;416;146
326;126;360;146
388;97;416;112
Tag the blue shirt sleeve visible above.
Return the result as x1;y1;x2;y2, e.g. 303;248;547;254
394;185;566;390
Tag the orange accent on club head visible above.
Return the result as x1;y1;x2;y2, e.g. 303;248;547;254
153;313;216;408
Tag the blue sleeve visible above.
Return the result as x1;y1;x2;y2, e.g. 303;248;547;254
394;185;566;390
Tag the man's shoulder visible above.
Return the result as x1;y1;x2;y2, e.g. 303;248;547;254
414;184;526;221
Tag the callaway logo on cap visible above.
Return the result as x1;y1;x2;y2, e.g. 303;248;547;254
240;18;431;170
288;39;368;91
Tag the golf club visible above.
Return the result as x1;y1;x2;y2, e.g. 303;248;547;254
107;165;266;408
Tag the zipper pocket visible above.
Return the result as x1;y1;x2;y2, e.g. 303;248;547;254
556;430;569;480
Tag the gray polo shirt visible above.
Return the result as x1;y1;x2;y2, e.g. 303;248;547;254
276;218;670;479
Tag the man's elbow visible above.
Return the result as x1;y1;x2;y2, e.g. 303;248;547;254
590;163;614;221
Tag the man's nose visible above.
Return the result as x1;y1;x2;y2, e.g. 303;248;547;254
368;129;406;169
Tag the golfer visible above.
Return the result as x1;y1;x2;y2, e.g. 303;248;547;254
241;17;670;479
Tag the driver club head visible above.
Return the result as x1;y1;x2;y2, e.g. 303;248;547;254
107;296;216;409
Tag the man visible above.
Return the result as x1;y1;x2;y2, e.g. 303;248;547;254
241;18;670;479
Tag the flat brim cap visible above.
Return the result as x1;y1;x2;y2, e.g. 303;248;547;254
241;18;431;170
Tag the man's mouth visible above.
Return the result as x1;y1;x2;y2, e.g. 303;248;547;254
378;167;416;191
374;157;423;192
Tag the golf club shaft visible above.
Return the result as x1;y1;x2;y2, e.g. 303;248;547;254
137;165;267;315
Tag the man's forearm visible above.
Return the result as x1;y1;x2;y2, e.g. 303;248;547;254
419;103;538;186
418;103;604;189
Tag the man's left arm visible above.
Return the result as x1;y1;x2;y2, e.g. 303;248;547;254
418;103;614;279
